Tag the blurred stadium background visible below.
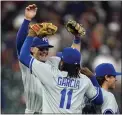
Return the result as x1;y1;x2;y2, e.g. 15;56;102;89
1;1;121;114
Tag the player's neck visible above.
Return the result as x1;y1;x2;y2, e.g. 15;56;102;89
102;83;109;91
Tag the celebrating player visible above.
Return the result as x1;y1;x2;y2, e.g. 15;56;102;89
17;4;104;114
16;4;83;113
18;22;103;113
16;4;57;113
81;64;122;114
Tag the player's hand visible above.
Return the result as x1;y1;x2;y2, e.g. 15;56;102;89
80;67;94;78
29;22;58;37
25;4;37;21
66;20;86;37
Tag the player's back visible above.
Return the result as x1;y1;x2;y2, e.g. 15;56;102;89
101;88;119;114
35;57;97;113
19;62;42;113
42;72;91;113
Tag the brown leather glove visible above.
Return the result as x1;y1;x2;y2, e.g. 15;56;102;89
29;22;58;37
66;20;86;37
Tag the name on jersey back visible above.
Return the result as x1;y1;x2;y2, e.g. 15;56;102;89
57;76;80;89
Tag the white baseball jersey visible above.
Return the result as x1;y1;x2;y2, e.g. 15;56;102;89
19;62;42;113
101;88;119;114
30;56;99;113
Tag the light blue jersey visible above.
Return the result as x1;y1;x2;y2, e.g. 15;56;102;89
30;56;99;113
83;88;119;114
101;88;119;114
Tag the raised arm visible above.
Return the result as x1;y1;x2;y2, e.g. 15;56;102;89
56;21;85;58
71;36;81;52
80;67;103;105
19;21;58;84
66;20;85;52
19;35;53;85
16;4;37;56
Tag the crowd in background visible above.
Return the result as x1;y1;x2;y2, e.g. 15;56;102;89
1;1;121;113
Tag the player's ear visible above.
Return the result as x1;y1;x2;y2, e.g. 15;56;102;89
30;47;34;54
105;75;109;82
31;47;38;53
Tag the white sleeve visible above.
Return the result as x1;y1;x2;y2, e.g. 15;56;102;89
30;58;54;85
85;78;98;101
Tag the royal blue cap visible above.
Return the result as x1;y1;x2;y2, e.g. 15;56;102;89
95;63;122;77
60;47;81;64
31;37;54;48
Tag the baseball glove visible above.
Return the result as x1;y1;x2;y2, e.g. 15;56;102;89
66;20;86;37
29;22;58;37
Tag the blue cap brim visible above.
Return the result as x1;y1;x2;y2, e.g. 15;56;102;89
36;44;54;48
115;72;122;76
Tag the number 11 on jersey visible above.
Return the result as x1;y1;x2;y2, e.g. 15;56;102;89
59;88;73;109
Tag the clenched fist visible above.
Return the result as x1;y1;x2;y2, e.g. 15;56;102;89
25;4;37;21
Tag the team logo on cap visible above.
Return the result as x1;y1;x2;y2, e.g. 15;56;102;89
42;37;48;42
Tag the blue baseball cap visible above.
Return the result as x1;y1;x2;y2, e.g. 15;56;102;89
60;47;81;64
95;63;122;77
31;37;54;48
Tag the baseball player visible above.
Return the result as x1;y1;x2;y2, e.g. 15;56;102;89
16;4;84;113
17;4;103;113
18;23;103;114
16;4;57;113
81;63;122;114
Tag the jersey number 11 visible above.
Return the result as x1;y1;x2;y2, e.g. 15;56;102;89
59;88;73;109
